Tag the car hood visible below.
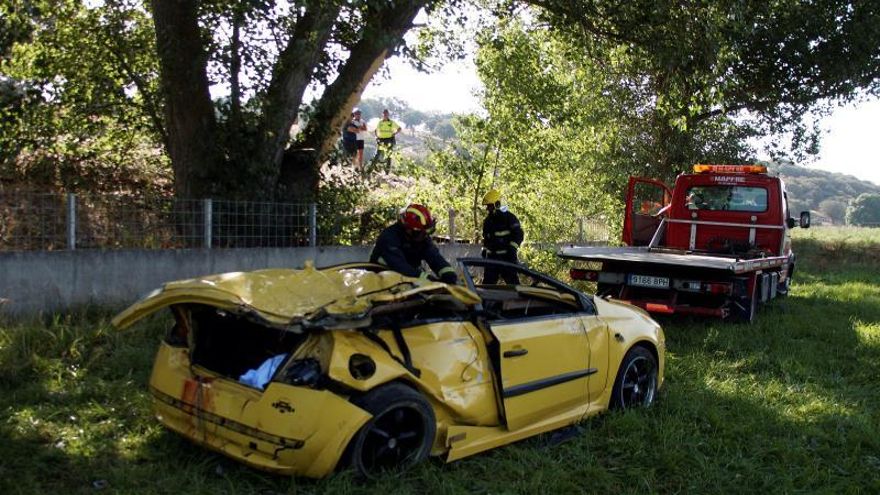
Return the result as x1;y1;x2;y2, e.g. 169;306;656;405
112;262;480;331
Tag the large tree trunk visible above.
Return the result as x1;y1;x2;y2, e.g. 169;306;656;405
252;4;341;198
151;0;218;199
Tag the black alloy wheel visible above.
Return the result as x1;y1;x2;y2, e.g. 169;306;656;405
611;346;658;409
347;383;436;478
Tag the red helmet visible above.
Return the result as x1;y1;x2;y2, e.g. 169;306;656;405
399;203;436;234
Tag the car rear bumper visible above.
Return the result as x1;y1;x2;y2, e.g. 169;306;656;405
149;343;371;478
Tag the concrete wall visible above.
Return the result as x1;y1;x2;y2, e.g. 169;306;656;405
0;244;479;317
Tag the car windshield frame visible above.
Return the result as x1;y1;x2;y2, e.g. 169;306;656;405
457;257;596;315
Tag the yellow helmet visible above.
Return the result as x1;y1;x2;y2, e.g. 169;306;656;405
482;189;501;205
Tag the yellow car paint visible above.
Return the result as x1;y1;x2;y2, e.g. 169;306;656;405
117;261;665;478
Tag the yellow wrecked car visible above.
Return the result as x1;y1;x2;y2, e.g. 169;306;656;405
113;258;665;478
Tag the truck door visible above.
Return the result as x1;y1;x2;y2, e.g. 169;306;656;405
623;177;672;246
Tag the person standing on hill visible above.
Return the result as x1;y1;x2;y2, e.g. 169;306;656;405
341;111;359;160
351;107;368;171
375;109;401;166
481;189;524;285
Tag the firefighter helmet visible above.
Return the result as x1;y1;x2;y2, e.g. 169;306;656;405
482;189;501;205
399;204;436;234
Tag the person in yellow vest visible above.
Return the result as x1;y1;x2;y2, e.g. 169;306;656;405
375;109;401;166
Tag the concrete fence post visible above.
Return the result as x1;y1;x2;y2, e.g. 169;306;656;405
448;208;456;243
578;217;584;244
203;198;212;249
309;203;317;247
66;193;76;250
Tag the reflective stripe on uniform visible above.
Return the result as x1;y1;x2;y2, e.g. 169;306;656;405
418;271;430;280
488;249;508;255
494;230;511;236
509;241;519;249
377;256;388;266
439;266;456;275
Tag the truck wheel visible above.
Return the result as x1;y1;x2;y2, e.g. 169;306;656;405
346;383;436;478
610;346;658;409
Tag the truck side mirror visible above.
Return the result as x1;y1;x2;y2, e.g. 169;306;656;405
799;211;811;229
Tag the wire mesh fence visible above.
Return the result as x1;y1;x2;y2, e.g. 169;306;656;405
1;189;613;251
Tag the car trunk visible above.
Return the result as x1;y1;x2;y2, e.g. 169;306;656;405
175;304;307;384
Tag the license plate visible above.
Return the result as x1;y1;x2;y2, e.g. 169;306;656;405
628;274;670;289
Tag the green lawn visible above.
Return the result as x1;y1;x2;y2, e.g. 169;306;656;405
2;227;879;494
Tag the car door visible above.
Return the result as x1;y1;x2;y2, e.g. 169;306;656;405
491;314;591;431
487;287;594;431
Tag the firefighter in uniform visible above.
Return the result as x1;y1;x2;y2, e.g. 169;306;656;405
481;189;524;285
375;109;401;166
370;203;458;284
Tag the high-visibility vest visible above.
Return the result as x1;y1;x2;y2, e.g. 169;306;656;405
376;119;400;139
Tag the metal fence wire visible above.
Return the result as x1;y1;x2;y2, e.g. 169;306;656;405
1;189;612;251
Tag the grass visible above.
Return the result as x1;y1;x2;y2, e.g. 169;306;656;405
2;226;879;494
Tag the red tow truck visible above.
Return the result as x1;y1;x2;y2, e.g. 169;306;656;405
560;164;811;322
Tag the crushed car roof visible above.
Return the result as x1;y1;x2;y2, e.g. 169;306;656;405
112;262;480;330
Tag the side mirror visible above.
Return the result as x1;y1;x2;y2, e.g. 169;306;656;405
799;211;811;229
786;218;796;229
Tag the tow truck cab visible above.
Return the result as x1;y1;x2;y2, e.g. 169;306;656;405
568;164;811;322
625;164;809;257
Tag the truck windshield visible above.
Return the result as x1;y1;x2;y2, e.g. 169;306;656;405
685;186;767;212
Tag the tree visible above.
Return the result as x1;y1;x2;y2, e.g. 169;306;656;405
1;0;167;192
818;198;848;224
525;0;880;173
846;193;880;226
151;0;437;201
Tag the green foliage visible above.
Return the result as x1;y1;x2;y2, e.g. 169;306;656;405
530;0;880;165
0;0;168;193
845;193;880;226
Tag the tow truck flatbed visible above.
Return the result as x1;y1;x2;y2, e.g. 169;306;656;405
560;245;789;275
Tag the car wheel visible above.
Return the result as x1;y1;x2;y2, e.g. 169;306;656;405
347;383;436;478
611;346;658;410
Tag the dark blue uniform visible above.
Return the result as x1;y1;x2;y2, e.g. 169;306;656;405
482;208;524;285
370;223;458;283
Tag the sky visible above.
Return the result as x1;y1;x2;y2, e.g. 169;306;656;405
364;58;880;186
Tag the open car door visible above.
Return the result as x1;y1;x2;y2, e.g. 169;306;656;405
622;177;672;246
460;259;598;431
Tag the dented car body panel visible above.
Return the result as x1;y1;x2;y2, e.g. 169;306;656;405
117;260;665;478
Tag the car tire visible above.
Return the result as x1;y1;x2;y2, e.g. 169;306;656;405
346;382;436;478
610;346;658;410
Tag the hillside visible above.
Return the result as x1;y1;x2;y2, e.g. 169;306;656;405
770;162;880;223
